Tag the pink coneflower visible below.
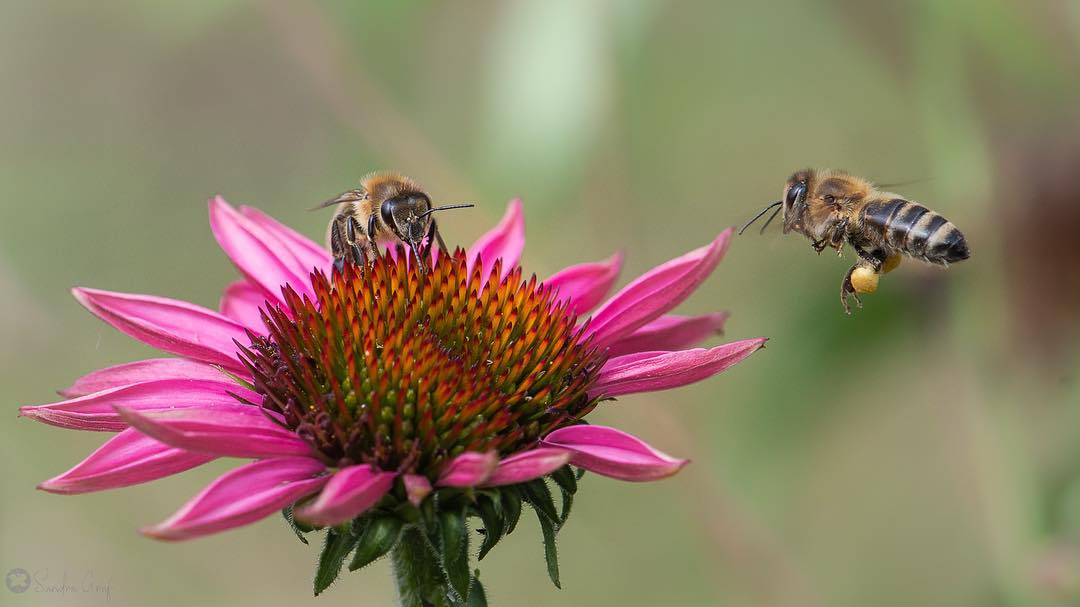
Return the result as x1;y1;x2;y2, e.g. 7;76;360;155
22;197;765;603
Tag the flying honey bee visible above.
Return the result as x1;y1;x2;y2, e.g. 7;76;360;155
740;169;970;313
316;172;473;273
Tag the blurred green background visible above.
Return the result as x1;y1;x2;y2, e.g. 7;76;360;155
3;1;1079;606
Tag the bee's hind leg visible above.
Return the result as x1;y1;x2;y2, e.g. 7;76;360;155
840;265;862;315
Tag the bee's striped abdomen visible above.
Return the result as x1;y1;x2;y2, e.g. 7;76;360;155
862;198;969;264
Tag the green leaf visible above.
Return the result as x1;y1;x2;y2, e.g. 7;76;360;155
550;465;577;495
439;507;471;602
475;496;504;561
281;506;309;544
467;573;488;607
550;465;577;524
349;515;404;571
534;502;561;589
522;480;559;527
501;487;523;535
314;526;360;596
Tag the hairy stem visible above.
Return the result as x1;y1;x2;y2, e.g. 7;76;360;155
391;526;452;607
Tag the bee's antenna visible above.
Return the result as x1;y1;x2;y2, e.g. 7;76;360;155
738;201;782;235
418;203;475;219
757;204;783;235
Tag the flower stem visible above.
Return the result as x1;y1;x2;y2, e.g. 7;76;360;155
391;526;452;607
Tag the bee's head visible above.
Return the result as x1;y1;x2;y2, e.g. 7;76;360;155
781;170;812;234
380;192;433;246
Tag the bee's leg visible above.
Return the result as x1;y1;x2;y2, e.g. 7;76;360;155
811;239;827;254
430;221;449;253
367;215;382;260
344;216;368;266
830;218;849;257
854;245;887;272
840;264;862;315
330;217;347;273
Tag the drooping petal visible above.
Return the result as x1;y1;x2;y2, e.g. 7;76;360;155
402;474;433;507
593;338;767;397
142;457;327;541
606;312;729;358
294;465;396;527
238;206;332;275
467;199;524;282
72;287;250;372
540;425;687;482
116;403;312;458
208;197;313;303
482;448;571;487
219;281;269;335
37;428;215;495
584;230;731;348
20;379;256;432
436;451;498;487
61;359;227;398
546;252;623;315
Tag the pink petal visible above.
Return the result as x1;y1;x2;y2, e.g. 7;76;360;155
546;252;623;315
592;338;767;397
209;197;314;304
294;465;396;527
116;403;312;459
142;457;327;541
467;199;524;282
540;425;687;482
482;448;572;487
219;281;269;336
20;379;256;432
402;474;433;507
61;359;227;398
584;230;731;348
72;287;250;372
38;428;215;495
238;206;332;275
436;451;498;487
607;312;729;358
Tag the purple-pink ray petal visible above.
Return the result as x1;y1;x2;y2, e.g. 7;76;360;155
606;312;730;358
72;287;250;373
116;403;312;458
593;337;767;397
219;281;270;336
546;252;623;315
38;428;215;495
482;448;572;487
541;425;687;482
584;230;732;348
238;206;332;275
20;379;256;432
209;197;314;304
467;199;524;283
60;359;227;398
402;474;433;507
294;465;397;527
142;457;327;541
436;451;498;487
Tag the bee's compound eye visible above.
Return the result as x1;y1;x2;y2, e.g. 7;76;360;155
786;182;806;207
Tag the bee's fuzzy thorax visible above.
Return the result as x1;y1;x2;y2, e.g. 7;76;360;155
360;171;426;202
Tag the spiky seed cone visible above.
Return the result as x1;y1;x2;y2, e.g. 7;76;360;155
237;249;606;477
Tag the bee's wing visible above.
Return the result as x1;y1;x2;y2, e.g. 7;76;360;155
310;188;366;211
